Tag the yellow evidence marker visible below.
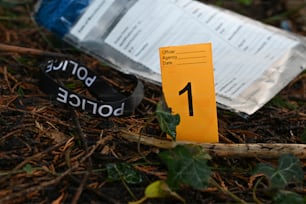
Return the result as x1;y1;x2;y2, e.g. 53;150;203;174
159;43;218;142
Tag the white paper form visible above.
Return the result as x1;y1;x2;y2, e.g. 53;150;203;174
105;0;298;99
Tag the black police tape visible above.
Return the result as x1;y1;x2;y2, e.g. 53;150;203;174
39;59;144;117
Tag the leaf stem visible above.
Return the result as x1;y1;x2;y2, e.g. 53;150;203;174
137;116;155;164
122;177;137;200
210;178;248;204
115;165;137;200
252;176;264;204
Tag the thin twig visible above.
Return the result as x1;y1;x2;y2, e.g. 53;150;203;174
3;106;72;127
71;110;92;167
0;43;71;57
3;66;13;93
71;172;89;204
137;117;156;164
69;175;120;204
70;110;93;204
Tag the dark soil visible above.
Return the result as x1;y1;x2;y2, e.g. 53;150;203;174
0;1;305;203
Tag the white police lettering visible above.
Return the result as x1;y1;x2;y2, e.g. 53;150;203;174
77;66;88;80
113;102;124;116
97;102;124;117
56;87;125;117
86;100;98;114
46;60;97;87
45;60;59;73
57;60;68;71
98;105;113;117
69;60;78;74
56;87;68;103
68;93;81;107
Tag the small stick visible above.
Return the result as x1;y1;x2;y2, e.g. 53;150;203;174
71;172;89;204
71;110;92;204
0;43;70;57
119;129;306;159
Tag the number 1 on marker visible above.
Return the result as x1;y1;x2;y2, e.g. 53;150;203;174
179;82;193;116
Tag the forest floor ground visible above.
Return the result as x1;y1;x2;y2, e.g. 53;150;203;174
0;0;305;203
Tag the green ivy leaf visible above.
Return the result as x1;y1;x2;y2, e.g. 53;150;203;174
22;163;33;174
156;102;180;140
106;163;143;184
254;154;303;189
273;190;304;204
159;145;211;190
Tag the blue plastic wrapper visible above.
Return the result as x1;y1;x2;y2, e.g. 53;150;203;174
34;0;90;37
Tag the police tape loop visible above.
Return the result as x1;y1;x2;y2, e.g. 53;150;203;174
39;59;144;117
